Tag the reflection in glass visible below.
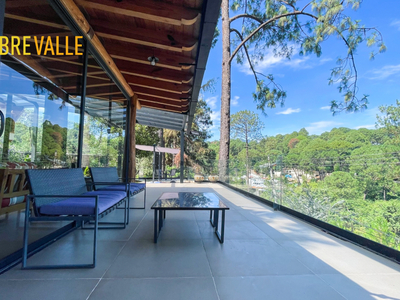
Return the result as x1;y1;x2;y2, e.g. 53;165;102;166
153;192;227;209
0;63;80;168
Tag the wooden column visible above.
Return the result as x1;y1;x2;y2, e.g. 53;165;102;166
128;96;137;181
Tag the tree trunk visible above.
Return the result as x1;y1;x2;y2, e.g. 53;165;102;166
218;0;231;183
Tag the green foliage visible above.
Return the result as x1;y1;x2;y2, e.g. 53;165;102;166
231;110;264;142
228;0;385;114
222;107;400;250
376;100;400;144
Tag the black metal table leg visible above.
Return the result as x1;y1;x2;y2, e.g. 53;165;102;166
221;210;225;243
154;209;158;243
159;209;163;231
214;209;226;244
213;209;219;230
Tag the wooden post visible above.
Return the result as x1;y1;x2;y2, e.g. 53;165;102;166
128;95;137;181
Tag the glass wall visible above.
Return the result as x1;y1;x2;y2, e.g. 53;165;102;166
0;63;81;168
204;153;400;252
0;0;127;267
76;54;127;177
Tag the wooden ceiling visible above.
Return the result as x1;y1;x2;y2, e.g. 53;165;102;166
3;0;205;114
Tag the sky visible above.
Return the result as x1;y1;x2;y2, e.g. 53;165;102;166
202;1;400;140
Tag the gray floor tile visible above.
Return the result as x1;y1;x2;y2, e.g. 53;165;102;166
89;277;219;300
203;239;312;276
104;239;211;278
0;279;99;300
319;273;400;300
215;275;349;300
194;209;246;221
2;239;125;279
132;219;201;240
275;240;341;275
198;220;269;240
294;238;400;275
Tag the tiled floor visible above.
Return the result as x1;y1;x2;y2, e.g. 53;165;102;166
1;182;400;300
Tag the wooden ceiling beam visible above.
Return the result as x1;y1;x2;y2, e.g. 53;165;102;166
139;101;188;113
81;85;124;96
137;94;189;106
124;75;192;94
87;91;124;97
89;19;197;51
128;82;189;95
46;69;106;80
105;43;195;71
131;86;189;102
76;0;200;26
5;0;48;8
93;24;196;53
55;0;135;101
113;58;193;84
5;13;69;30
98;32;191;53
62;82;114;90
137;98;188;109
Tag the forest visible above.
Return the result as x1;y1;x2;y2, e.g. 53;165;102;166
207;102;400;251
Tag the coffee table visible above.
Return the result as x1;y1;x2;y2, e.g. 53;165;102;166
151;192;229;243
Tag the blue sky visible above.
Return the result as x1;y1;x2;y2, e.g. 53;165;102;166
202;1;400;140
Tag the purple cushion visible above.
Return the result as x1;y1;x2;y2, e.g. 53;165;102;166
39;191;125;216
132;183;145;190
85;190;127;198
98;183;145;195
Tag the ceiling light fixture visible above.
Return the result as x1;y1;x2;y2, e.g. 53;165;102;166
148;56;159;66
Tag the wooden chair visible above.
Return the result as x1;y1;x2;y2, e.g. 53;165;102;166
0;169;29;216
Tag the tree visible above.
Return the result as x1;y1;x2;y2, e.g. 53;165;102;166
218;0;385;180
376;100;400;144
231;110;264;186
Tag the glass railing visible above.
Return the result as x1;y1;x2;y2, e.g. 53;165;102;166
189;156;400;251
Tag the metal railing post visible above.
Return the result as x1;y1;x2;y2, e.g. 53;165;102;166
77;39;88;168
180;130;184;183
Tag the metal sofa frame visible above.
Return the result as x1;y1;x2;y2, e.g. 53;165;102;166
22;168;128;269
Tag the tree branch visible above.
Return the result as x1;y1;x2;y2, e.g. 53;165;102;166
229;11;318;64
230;14;263;25
230;28;260;86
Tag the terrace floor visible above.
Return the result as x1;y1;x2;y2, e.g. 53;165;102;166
0;182;399;300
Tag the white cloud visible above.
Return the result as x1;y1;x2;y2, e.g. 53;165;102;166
236;44;333;76
209;110;221;133
205;96;217;109
276;108;301;115
319;58;333;64
354;124;375;130
368;64;400;80
391;20;400;30
320;106;331;110
305;121;343;135
232;96;239;106
238;45;311;75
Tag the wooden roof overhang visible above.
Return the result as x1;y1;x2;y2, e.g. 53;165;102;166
2;0;220;131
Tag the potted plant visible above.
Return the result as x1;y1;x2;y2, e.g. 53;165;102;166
208;162;218;182
193;164;204;183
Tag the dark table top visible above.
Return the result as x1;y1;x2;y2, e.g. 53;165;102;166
151;192;229;210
